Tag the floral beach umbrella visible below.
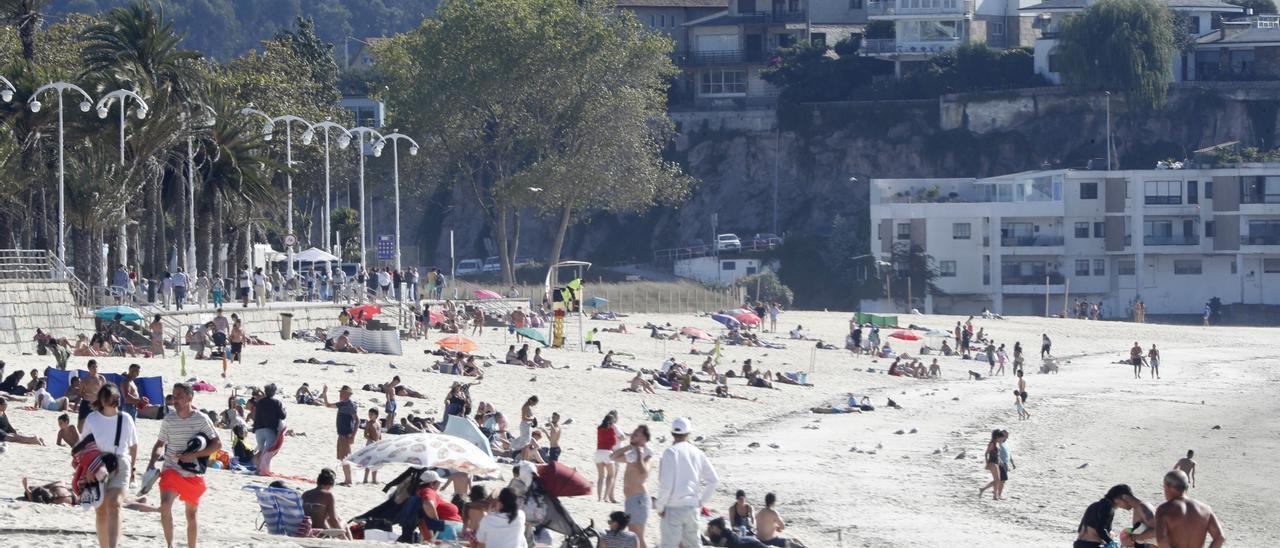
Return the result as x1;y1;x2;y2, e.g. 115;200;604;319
345;433;500;474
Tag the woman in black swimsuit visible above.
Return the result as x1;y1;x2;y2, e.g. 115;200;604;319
977;429;1004;500
728;489;755;536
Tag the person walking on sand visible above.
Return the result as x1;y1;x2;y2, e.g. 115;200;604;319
251;384;286;475
150;314;165;357
1014;390;1030;420
1017;370;1028;404
611;424;653;547
1040;333;1051;358
1130;342;1145;379
146;382;221;548
1157;470;1224;548
83;384;138;548
1173;450;1197;488
978;429;1005;500
321;385;358;486
384;376;400;429
596;412;621;504
656;416;719;548
768;302;780;333
1148;344;1161;379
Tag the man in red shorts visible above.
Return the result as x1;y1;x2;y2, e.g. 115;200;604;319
146;382;221;548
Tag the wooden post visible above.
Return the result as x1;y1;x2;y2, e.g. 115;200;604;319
1044;276;1050;318
1062;278;1071;319
907;276;913;312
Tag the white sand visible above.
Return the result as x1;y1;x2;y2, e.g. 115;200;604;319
1;311;1277;547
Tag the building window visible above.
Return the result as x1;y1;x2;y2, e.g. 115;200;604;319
990;21;1005;36
1174;259;1203;275
1070;258;1090;276
811;33;827;47
1187;180;1198;204
699;70;747;95
1231;260;1237;274
1047;52;1062;73
849;0;863;8
722;261;736;271
1265;259;1280;273
1205;221;1215;238
1074;222;1090;238
1144;181;1182;205
1094;222;1104;238
953;223;971;239
1242;176;1280;204
1080;182;1098;199
897;223;911;240
1093;259;1105;276
650;15;655;25
1119;259;1136;275
1205;180;1213;198
940;260;957;277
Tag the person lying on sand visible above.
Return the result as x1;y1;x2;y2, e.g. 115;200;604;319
21;478;159;512
811;403;858;414
650;325;680;340
602;323;628;334
714;384;753;401
773;372;812;387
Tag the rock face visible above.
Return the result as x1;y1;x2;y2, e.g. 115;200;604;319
413;83;1280;266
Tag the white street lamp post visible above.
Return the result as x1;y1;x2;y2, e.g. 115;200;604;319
240;107;313;278
96;90;149;272
29;82;94;265
372;132;419;272
302;121;352;261
0;75;15;103
348;127;383;272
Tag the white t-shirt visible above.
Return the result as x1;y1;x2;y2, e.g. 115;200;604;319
34;388;52;409
83;411;139;455
476;510;527;548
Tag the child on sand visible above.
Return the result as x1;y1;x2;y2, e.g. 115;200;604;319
1014;391;1030;420
363;408;382;483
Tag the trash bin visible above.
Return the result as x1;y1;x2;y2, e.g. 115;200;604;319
280;313;293;340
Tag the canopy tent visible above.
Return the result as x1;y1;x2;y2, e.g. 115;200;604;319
292;247;341;262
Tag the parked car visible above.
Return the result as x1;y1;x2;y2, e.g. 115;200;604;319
716;233;742;252
514;256;538;269
482;256;501;272
456;259;483;276
683;238;708;254
750;233;783;248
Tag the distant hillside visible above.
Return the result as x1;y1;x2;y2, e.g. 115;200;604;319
48;0;436;59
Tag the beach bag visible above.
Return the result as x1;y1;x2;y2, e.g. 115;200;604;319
536;462;592;498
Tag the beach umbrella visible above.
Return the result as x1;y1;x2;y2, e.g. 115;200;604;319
349;304;382;321
345;433;499;474
437;335;478;353
294;247;340;262
889;329;922;341
516;327;549;346
711;313;741;329
734;312;762;326
94;305;144;322
443;416;493;457
428;310;446;325
680;327;710;340
585;296;608;308
474;289;502;299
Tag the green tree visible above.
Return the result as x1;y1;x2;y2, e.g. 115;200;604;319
740;271;794;307
888;242;942;310
1056;0;1175;107
1226;0;1276;14
0;0;49;60
330;206;360;262
376;0;693;285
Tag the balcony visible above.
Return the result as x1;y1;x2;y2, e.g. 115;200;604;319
1002;272;1066;285
861;38;961;56
736;10;807;25
866;0;973;17
677;50;760;66
1000;235;1064;247
1144;235;1200;246
1244;235;1280;245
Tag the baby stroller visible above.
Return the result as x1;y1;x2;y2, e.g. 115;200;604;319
516;462;599;548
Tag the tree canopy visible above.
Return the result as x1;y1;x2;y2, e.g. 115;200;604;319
1055;0;1175;107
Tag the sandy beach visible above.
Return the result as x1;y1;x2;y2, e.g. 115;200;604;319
1;309;1278;547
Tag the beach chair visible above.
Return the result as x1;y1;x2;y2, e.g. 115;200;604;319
243;485;346;538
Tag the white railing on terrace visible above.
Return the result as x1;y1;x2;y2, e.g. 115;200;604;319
0;249;91;308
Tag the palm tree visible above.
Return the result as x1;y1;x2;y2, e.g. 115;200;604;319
0;0;49;61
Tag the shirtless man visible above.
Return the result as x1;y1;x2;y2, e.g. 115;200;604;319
1156;470;1224;548
756;492;803;547
1149;344;1161;379
55;413;80;447
77;360;106;431
629;372;656;394
1130;342;1145;379
1017;370;1028;404
546;412;563;462
1173;450;1197;488
383;376;400;430
610;424;652;547
333;331;366;353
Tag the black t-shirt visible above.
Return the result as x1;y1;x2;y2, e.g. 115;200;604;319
708;529;767;548
336;399;358;436
0;414;14;435
1078;498;1116;544
253;397;287;432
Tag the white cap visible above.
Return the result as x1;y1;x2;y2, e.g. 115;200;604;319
671;416;692;435
419;470;441;483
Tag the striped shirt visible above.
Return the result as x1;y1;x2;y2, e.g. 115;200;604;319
158;411;219;477
601;530;638;548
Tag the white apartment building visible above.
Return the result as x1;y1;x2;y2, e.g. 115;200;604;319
862;0;1040;76
1021;0;1241;83
870;167;1280;316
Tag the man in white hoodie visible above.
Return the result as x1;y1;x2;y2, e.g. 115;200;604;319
656;416;719;548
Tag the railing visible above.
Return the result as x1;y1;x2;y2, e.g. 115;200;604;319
1144;235;1200;246
866;0;972;16
677;50;757;66
860;38;962;55
1245;235;1280;245
1144;196;1184;205
737;10;807;24
1240;193;1280;204
1000;235;1064;247
1002;272;1065;285
0;249;92;308
653;239;780;264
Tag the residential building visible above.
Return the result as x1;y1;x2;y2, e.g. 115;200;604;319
617;0;729;53
1021;0;1241;83
862;0;1040;76
678;0;867;106
1194;16;1280;81
674;255;772;283
869;167;1280;316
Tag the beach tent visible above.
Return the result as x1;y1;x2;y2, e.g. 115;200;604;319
855;312;898;328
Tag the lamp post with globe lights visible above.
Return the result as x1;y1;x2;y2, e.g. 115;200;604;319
29;82;95;264
239;107;313;278
95;90;149;269
372;132;419;272
347;126;383;271
301;120;352;259
0;75;14;103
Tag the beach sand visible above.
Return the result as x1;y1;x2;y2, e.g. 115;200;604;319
1;310;1277;547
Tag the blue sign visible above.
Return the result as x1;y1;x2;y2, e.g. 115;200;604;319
377;234;395;260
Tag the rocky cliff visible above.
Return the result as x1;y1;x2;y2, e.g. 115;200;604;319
415;82;1280;267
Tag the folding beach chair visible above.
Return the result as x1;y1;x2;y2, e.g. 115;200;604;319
242;485;345;538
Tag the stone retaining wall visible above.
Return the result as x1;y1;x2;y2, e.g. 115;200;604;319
0;280;94;354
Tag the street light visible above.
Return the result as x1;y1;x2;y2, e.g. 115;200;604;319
29;82;94;264
241;106;313;278
182;103;216;272
301;120;352;259
372;132;419;272
0;75;14;103
95;89;149;271
348;126;384;272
